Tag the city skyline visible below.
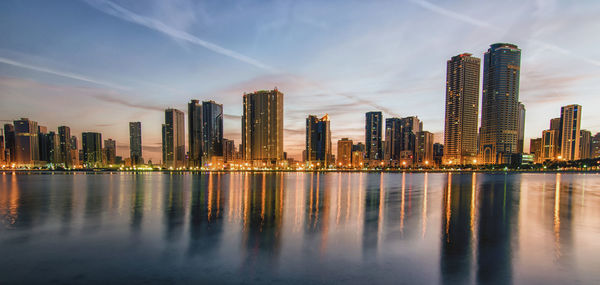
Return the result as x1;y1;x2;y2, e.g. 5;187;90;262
1;1;600;161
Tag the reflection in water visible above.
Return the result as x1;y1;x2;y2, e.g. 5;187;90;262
440;173;475;285
0;172;599;284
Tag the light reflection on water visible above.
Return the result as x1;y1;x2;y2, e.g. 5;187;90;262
1;172;599;284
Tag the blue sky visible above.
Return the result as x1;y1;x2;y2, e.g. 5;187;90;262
1;0;599;161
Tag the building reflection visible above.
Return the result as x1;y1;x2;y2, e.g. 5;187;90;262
163;174;185;241
240;173;284;268
304;173;331;254
476;174;519;285
130;174;145;236
440;173;475;285
0;173;20;229
362;173;382;258
553;173;574;264
188;173;225;256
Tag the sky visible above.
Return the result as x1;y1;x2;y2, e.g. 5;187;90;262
1;0;599;162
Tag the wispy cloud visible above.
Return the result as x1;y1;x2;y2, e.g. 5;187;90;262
0;56;126;89
83;0;279;73
409;0;499;30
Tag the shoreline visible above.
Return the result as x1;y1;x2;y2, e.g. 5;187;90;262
1;169;599;174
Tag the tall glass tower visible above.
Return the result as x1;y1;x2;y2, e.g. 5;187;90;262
479;43;521;164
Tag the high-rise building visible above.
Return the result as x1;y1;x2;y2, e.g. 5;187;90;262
352;143;365;168
47;132;61;165
443;53;480;165
517;102;526;153
479;43;521;164
433;143;444;166
579;130;591;159
162;108;185;168
415;131;434;166
104;139;116;165
82;132;103;168
541;129;559;161
0;130;5;163
560;104;582;161
337;138;353;167
384;118;402;164
188;100;202;167
529;138;542;163
38;126;50;163
365;111;383;162
202;100;224;163
242;89;284;165
129;122;142;165
400;116;422;163
223;138;235;163
305;114;332;167
3;124;15;164
14;118;39;166
592;133;600;158
58;126;72;168
70;135;79;167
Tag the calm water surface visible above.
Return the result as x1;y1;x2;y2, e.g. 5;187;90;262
1;172;599;284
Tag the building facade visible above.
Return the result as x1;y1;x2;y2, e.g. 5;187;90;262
305;114;332;167
242;89;284;165
529;138;542;163
365;111;383;162
202;100;224;164
129;122;142;165
3;124;15;164
517;102;526;153
541;130;559;161
162;108;185;168
560;104;582;161
188;100;202;167
104;139;116;165
384;118;402;165
58;126;72;168
14;118;39;166
592;132;600;158
579;130;591;159
337;138;353;168
479;43;522;164
415;131;434;166
82;132;103;168
443;53;480;165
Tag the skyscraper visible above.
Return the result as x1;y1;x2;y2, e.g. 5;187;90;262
385;118;402;164
415;131;434;166
58;126;72;168
129;122;142;165
541;129;559;161
38;126;50;163
202;100;224;163
14;118;39;166
517;102;526;153
443;53;480;165
560;104;582;160
188;100;202;167
70;135;79;167
82;132;103;168
242;89;284;165
305;114;332;167
162;108;185;168
479;43;521;164
529;138;542;163
104;139;116;165
3;124;15;164
592;133;600;158
352;142;365;168
0;130;5;163
337;138;353;167
579;130;591;160
365;111;383;162
400;116;422;160
223;138;235;163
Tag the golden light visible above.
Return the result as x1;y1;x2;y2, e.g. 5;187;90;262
425;161;429;165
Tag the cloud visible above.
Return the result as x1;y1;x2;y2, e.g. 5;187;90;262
409;0;499;30
223;114;241;120
0;56;126;89
84;0;279;73
90;92;164;112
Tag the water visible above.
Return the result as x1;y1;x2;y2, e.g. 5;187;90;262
1;172;599;284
